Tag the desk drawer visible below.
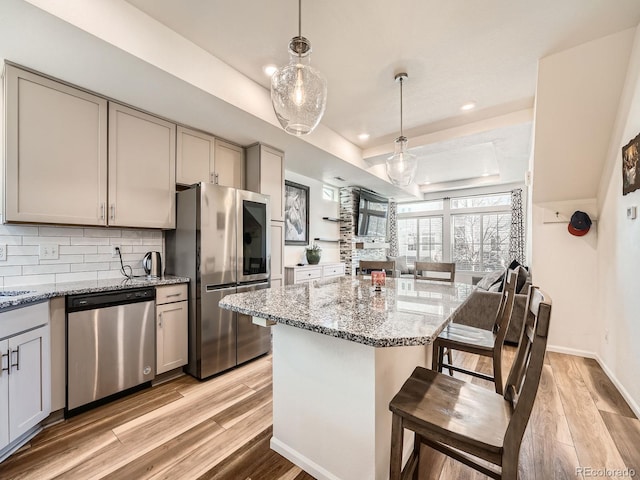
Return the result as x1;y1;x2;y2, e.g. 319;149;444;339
323;264;345;278
156;284;188;305
294;268;323;283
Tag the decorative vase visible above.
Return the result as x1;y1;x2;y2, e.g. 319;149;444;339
306;249;321;265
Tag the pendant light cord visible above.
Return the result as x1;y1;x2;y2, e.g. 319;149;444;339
399;77;404;137
298;0;302;38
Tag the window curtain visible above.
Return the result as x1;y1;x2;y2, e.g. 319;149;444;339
387;201;399;257
509;189;525;265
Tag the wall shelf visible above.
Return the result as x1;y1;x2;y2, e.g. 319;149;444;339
314;238;341;243
322;217;340;222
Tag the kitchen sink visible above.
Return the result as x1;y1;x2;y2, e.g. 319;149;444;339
0;290;34;296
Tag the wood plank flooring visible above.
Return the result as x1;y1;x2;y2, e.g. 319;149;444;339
0;349;637;479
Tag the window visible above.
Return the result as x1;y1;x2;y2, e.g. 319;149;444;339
398;216;444;266
322;185;337;201
452;212;510;271
398;192;514;273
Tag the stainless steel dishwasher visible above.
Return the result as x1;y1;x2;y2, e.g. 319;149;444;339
66;287;155;412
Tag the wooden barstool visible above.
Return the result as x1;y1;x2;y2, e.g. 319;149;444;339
432;269;518;393
413;262;455;283
389;285;552;480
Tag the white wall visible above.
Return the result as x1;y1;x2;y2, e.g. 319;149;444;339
0;224;162;286
532;24;640;414
531;28;634;355
596;23;640;414
284;172;340;267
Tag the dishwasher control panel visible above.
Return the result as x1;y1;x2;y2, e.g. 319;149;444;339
67;287;156;312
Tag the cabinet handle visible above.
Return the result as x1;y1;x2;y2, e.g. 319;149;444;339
159;312;163;328
100;203;105;220
214;172;219;184
1;350;9;375
165;293;182;298
11;348;19;372
110;204;115;220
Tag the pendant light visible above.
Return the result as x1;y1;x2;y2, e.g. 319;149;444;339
271;0;327;136
386;73;417;186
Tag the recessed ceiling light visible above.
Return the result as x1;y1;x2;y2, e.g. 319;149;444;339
481;173;490;177
263;64;278;77
358;133;370;141
424;181;431;185
461;102;476;111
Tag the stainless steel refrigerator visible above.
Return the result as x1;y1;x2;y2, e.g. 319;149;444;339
166;183;271;379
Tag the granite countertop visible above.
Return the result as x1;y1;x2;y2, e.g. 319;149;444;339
219;276;474;347
0;275;190;310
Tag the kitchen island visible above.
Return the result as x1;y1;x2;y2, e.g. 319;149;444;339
220;276;473;480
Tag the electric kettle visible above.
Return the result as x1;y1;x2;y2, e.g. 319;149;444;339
142;251;162;278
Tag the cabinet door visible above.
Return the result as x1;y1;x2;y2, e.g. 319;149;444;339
8;326;51;443
176;126;215;185
270;222;284;287
260;146;285;222
108;103;176;229
214;139;244;189
246;145;284;222
156;301;188;375
0;339;8;450
4;65;108;225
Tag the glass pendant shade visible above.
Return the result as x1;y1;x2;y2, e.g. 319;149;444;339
387;136;417;186
271;37;327;136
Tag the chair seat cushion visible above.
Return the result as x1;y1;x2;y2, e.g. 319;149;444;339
389;366;511;453
437;322;495;350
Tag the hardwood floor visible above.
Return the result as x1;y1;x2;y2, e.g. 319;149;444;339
0;350;637;479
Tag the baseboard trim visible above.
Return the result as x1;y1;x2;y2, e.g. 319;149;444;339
547;344;596;359
270;436;340;480
593;354;640;419
547;345;640;419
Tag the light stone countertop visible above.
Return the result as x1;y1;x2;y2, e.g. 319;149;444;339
219;276;474;347
0;275;190;310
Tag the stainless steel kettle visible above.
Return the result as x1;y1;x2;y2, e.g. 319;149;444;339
142;251;162;278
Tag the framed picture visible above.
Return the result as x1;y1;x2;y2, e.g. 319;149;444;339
284;180;310;245
623;132;640;195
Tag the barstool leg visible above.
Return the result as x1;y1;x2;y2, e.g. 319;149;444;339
390;414;404;480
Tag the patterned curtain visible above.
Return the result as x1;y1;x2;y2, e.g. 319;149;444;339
387;201;399;257
509;189;525;264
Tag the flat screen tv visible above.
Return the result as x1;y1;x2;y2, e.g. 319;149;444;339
357;190;389;237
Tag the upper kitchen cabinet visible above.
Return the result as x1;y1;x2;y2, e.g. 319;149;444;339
108;103;176;229
245;144;284;222
3;64;108;225
176;126;244;189
214;139;244;189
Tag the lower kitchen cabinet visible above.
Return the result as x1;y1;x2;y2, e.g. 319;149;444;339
156;285;188;375
0;302;51;453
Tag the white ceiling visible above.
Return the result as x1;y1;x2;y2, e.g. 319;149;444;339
121;0;640;196
5;0;640;200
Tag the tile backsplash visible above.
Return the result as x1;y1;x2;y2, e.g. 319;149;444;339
0;224;163;288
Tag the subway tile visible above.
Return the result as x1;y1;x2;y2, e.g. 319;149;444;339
22;236;71;246
38;226;84;237
59;245;98;255
0;235;23;245
55;271;98;283
0;225;38;236
23;264;70;275
142;238;163;246
84;227;122;238
97;270;126;280
113;238;142;246
39;255;84;265
121;230;143;239
84;254;114;263
0;266;22;276
71;236;110;246
97;245;113;255
7;245;39;256
3;256;39;266
4;274;56;287
71;262;111;272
